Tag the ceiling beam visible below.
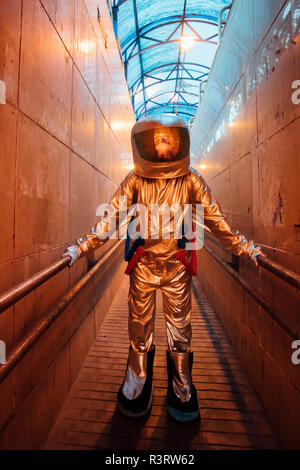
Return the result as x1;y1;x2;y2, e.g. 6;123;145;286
122;17;218;56
115;0;128;6
131;63;210;93
137;103;197;120
132;0;147;115
126;36;217;64
134;89;199;114
173;0;187;114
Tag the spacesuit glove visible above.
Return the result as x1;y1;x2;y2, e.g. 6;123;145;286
62;244;82;266
242;239;264;267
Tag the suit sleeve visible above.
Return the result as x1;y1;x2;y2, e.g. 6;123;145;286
190;167;260;257
75;172;137;257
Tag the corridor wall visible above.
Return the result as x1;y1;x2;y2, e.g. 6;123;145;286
0;0;135;449
191;0;300;448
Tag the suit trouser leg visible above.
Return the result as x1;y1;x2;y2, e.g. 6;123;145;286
161;262;192;352
128;262;157;353
161;262;194;404
119;263;157;404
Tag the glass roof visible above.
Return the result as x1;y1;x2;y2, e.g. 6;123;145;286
112;0;230;125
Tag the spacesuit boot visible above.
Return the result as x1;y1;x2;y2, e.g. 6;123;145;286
166;350;200;422
117;345;155;417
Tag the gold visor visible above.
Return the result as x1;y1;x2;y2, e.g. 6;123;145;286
133;127;190;163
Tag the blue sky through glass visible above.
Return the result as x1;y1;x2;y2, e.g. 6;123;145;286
114;0;230;125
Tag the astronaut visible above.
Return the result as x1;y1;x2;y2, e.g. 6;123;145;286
63;115;262;422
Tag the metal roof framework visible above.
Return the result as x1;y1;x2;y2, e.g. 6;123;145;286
111;0;230;125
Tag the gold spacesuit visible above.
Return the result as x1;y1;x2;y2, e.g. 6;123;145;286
64;115;262;421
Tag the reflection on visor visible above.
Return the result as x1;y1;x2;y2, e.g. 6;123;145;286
134;127;190;162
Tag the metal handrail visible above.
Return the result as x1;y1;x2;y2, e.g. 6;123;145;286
204;228;300;290
0;257;70;315
257;255;300;290
0;227;298;381
1;234;298;315
204;245;299;340
0;240;123;384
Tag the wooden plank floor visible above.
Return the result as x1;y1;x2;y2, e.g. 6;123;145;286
45;276;280;450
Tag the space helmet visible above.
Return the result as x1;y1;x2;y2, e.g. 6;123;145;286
131;115;190;179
